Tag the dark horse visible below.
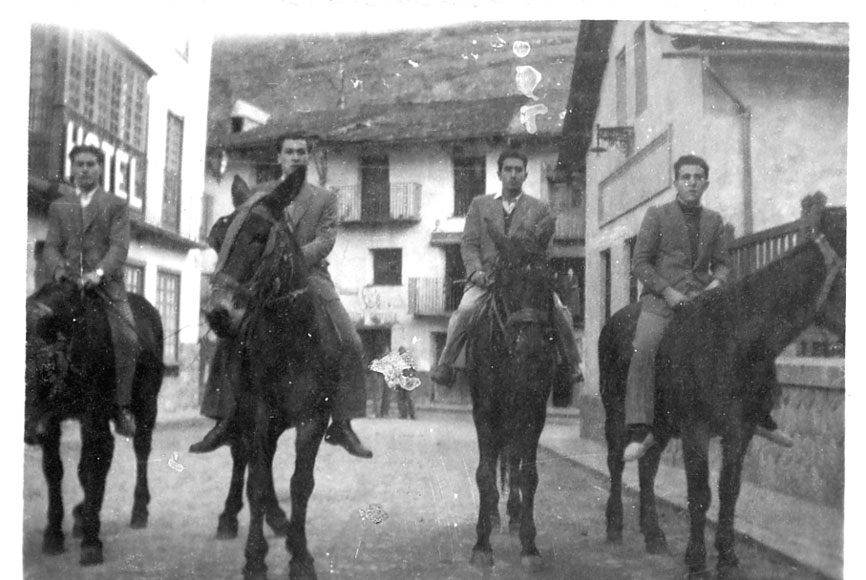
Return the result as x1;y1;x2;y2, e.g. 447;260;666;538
599;193;845;579
202;171;338;580
465;218;558;571
25;280;164;565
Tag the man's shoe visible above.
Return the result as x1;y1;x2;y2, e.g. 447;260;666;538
623;425;655;462
189;419;231;453
115;408;136;438
325;421;373;459
430;364;455;387
755;425;794;448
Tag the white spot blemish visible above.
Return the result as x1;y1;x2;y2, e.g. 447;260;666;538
471;53;479;60
491;35;506;49
168;451;184;472
520;103;549;134
513;40;531;58
407;59;420;68
515;65;542;100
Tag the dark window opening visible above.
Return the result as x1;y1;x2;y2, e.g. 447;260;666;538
372;248;402;286
453;156;486;216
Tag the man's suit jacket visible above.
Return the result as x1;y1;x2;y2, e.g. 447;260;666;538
253;179;341;302
43;188;130;301
632;200;731;316
461;192;556;283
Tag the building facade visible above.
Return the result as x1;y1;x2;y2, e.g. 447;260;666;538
27;24;213;414
204;96;586;405
581;21;848;397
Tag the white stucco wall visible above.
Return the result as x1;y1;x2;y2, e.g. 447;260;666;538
582;21;848;394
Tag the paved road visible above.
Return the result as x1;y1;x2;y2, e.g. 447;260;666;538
23;411;825;579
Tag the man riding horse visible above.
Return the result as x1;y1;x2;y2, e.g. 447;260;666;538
622;154;791;462
189;135;372;459
430;149;582;389
42;144;138;438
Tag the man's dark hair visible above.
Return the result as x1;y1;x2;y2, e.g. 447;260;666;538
69;144;105;166
497;149;528;172
275;134;316;154
674;154;710;180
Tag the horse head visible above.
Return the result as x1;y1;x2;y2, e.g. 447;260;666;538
485;215;556;356
25;279;82;444
203;172;307;339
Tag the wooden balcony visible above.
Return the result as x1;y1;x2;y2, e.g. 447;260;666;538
408;277;465;317
336;182;422;224
553;206;585;241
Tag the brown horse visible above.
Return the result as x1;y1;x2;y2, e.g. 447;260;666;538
25;281;164;566
465;219;558;571
203;170;340;580
599;193;845;579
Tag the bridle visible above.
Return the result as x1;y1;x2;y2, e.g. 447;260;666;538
812;232;845;314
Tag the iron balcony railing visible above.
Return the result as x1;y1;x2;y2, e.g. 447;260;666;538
336;182;422;223
407;277;465;316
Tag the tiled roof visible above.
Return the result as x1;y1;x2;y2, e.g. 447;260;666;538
213;93;567;150
652;21;848;48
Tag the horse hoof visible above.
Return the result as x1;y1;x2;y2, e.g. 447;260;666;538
687;568;712;579
242;566;268;580
606;529;623;544
644;534;668;554
130;512;149;529
520;553;544;572
72;522;83;539
470;548;494;568
289;557;318;580
79;545;104;566
42;533;65;555
217;517;239;540
508;521;520;535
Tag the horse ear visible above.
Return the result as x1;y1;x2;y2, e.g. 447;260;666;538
231;175;253;208
800;191;828;238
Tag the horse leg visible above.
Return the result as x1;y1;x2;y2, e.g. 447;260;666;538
40;419;66;555
517;442;543;572
243;416;272;580
681;424;712;579
603;405;625;544
285;415;328;580
470;427;499;568
76;418;115;566
264;427;290;537
505;450;521;534
714;427;752;580
217;438;247;540
638;434;669;554
130;412;155;529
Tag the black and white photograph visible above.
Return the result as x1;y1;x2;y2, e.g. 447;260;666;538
16;2;857;579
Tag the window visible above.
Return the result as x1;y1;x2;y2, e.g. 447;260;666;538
601;249;612;321
156;270;181;362
615;47;627;127
124;263;145;295
453;155;486;216
360;155;390;221
163;112;184;232
634;23;647;116
372;248;402;286
626;236;639;304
